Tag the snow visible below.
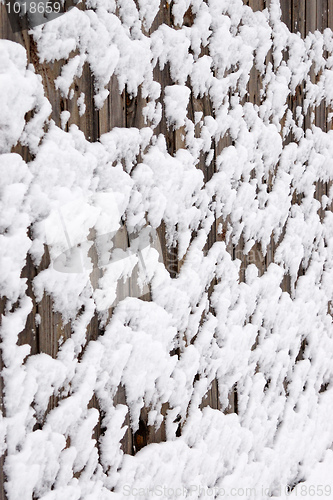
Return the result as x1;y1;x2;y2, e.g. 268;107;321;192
0;41;50;154
164;85;191;129
1;1;333;499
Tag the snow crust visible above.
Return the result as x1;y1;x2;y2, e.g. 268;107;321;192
1;0;333;498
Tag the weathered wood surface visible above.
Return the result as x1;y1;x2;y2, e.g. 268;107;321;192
0;0;333;497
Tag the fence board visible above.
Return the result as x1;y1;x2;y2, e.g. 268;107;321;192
329;0;333;31
281;0;292;30
293;0;306;36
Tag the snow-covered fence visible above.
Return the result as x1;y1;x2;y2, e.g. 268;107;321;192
1;0;333;499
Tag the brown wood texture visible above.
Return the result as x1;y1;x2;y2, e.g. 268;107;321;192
0;0;332;497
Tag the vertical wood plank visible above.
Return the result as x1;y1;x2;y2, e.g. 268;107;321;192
0;316;5;500
314;0;328;222
37;249;72;358
315;0;327;132
250;0;265;12
151;4;179;286
305;0;317;34
18;254;39;355
329;0;333;30
114;384;133;455
99;75;126;134
304;0;316;134
281;0;292;31
293;0;306;36
0;3;28;43
137;1;175;446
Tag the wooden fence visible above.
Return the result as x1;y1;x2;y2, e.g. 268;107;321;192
0;0;332;497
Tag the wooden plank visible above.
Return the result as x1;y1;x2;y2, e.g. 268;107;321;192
0;16;29;499
326;0;333;228
314;0;328;221
249;0;265;12
281;0;292;31
242;20;266;282
37;249;72;358
329;0;333;30
136;0;175;446
214;98;234;412
304;0;316;131
305;0;317;33
18;253;39;355
182;34;222;411
200;379;221;411
0;3;28;43
64;62;99;141
0;323;5;500
315;0;328;132
114;384;133;455
151;3;178;289
293;0;306;36
0;450;4;500
99;75;126;134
